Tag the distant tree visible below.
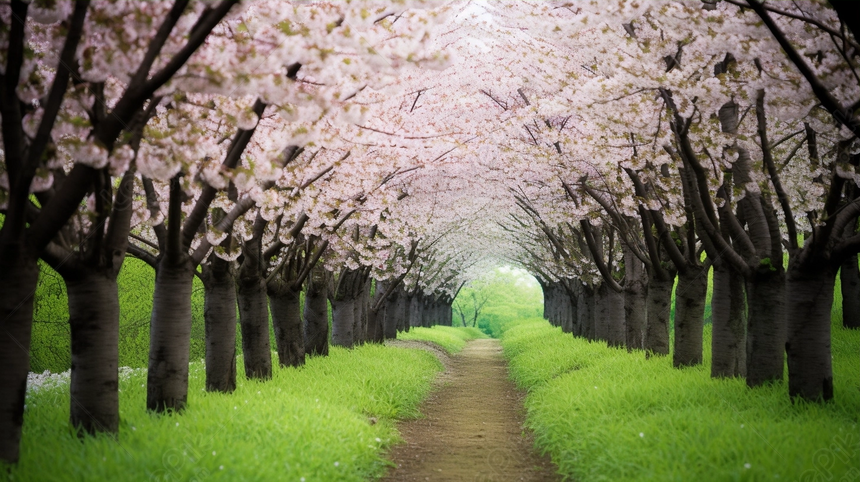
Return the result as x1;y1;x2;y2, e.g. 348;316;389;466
454;285;491;328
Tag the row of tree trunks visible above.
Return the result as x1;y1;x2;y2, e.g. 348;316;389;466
540;268;719;369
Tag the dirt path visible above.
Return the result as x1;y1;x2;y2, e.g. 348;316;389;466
382;339;559;482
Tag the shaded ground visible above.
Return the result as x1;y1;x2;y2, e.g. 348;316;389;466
382;339;560;482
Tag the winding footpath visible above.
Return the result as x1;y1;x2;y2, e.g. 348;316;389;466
383;339;559;482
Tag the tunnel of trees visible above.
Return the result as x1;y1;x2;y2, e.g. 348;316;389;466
1;0;859;466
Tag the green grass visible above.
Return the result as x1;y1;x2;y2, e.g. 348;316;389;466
7;344;443;481
501;317;860;482
396;326;488;354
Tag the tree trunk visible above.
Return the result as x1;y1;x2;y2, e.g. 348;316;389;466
745;268;786;387
201;260;237;393
409;295;422;328
67;272;120;434
840;253;860;329
711;261;747;378
399;293;410;333
236;273;272;380
673;269;708;368
595;283;625;347
367;280;386;343
304;267;329;356
268;284;304;367
623;251;647;350
786;265;836;401
645;275;673;356
331;298;355;348
577;285;595;340
0;247;39;463
147;255;194;412
562;286;576;333
383;289;399;339
367;306;382;343
354;281;369;343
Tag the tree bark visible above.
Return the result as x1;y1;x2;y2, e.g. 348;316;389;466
577;285;595;340
367;279;387;343
562;285;576;333
398;292;410;332
268;284;304;367
595;283;625;347
201;259;237;393
147;255;194;412
645;276;673;356
840;254;860;329
745;268;786;387
0;247;39;463
786;265;836;401
354;280;370;343
383;288;400;339
711;261;747;378
673;269;708;367
236;269;272;380
409;294;422;328
624;251;647;350
67;272;120;434
303;266;329;356
331;298;356;348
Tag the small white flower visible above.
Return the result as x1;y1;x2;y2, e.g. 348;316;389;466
301;478;306;482
744;463;751;469
639;433;644;438
375;438;382;442
334;462;340;467
219;465;224;470
175;422;179;427
212;451;216;456
131;426;136;431
740;424;744;428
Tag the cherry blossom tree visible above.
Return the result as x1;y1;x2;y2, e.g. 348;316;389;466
0;0;239;462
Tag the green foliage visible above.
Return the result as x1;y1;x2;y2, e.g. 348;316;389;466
500;318;860;482
397;326;488;354
453;266;543;338
30;264;71;374
8;344;442;481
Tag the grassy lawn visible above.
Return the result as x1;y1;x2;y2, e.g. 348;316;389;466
501;318;860;482
7;344;443;481
396;326;488;354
